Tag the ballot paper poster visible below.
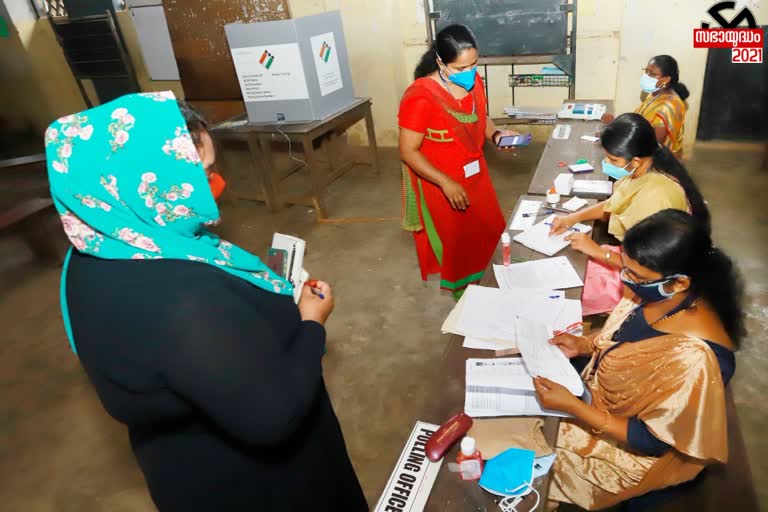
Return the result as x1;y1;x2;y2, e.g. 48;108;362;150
230;44;310;102
374;421;442;512
310;32;344;96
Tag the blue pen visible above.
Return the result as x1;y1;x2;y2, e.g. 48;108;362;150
544;221;580;232
548;295;561;299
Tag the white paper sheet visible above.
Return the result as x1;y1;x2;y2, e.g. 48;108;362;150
310;32;344;96
453;285;582;343
580;135;600;142
562;196;588;212
493;257;584;290
464;358;571;417
515;317;584;396
508;199;544;231
512;214;592;256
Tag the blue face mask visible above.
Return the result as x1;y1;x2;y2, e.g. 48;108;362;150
641;73;661;94
602;158;634;180
438;57;477;91
478;447;536;497
620;269;687;303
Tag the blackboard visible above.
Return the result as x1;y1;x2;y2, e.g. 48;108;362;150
433;0;567;57
697;26;767;141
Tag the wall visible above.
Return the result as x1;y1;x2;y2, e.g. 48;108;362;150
0;0;184;135
3;0;763;149
289;0;765;154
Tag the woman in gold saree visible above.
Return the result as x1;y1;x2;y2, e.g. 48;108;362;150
533;209;744;510
603;55;688;159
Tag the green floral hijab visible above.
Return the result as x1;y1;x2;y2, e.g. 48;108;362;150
46;93;292;351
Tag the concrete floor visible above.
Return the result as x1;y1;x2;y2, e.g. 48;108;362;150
0;140;766;510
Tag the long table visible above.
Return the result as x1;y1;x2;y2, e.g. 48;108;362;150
528;100;614;198
423;196;597;510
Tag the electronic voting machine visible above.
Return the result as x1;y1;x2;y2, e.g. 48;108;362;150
558;102;606;121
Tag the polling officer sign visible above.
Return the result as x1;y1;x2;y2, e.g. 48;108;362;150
374;421;442;512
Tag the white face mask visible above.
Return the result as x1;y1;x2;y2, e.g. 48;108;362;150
641;72;661;93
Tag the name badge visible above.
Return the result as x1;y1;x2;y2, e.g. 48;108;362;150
463;160;480;178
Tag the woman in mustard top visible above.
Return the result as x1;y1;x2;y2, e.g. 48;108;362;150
604;55;689;159
550;114;710;315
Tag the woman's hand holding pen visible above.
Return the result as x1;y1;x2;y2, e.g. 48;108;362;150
441;179;470;211
548;214;577;235
299;280;334;325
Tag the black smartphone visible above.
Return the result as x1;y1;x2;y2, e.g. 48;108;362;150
497;133;533;148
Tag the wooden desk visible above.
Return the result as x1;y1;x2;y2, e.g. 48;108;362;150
210;98;379;220
528;100;614;198
422;196;597;510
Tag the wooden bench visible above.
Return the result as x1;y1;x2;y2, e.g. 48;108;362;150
0;155;63;264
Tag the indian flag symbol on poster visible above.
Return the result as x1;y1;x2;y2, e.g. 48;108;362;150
310;32;344;96
230;44;310;102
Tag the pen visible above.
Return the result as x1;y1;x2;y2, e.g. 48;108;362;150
553;322;583;336
547;206;572;214
548;295;561;299
306;279;325;300
544;222;580;232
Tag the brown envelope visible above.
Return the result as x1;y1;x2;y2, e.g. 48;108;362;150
468;417;554;459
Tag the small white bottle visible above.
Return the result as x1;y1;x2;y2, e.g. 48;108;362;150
456;436;483;481
501;232;512;266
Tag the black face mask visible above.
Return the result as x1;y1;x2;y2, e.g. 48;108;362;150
620;269;687;303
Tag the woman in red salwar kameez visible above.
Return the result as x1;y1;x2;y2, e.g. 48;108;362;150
399;24;516;297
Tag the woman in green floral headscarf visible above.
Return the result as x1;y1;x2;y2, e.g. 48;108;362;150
46;93;367;512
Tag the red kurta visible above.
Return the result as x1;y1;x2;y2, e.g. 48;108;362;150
398;75;505;293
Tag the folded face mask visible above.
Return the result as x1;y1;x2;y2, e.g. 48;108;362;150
478;447;536;497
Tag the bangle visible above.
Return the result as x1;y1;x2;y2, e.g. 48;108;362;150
580;335;595;354
591;409;611;435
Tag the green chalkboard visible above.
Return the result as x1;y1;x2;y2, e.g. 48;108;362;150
433;0;567;57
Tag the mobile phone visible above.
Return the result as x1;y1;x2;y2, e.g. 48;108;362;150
497;133;532;148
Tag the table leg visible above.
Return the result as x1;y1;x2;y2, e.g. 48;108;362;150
302;134;329;220
246;133;280;212
364;106;381;174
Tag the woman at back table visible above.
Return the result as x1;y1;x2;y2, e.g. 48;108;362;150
46;93;367;511
398;24;520;298
534;209;743;510
603;55;689;159
550;113;709;316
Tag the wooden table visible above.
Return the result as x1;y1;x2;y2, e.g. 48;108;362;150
210;98;380;220
422;195;597;510
528;100;614;198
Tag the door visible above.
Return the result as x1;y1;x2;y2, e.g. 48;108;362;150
697;26;768;141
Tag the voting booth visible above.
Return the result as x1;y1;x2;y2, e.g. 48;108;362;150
225;11;355;124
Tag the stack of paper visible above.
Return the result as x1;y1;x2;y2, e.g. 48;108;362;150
464;317;585;417
493;257;584;290
513;215;592;256
442;285;582;352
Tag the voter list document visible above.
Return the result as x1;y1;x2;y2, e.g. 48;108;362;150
464;358;571;418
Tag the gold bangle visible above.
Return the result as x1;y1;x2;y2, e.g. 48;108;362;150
591;409;611;435
580;335;595;354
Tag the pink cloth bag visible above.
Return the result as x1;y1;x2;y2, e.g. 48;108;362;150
581;245;624;316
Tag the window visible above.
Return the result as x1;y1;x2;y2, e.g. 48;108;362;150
29;0;68;18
